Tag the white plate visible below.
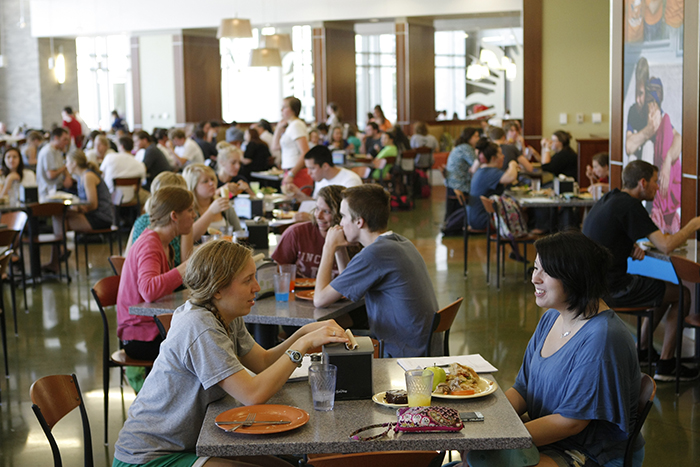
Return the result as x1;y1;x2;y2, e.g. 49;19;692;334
432;378;498;399
372;391;408;408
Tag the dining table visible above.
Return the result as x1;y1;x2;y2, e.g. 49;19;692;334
130;290;366;349
196;358;531;457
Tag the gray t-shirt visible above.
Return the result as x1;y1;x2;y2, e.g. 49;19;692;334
330;233;439;357
114;301;256;464
36;144;65;198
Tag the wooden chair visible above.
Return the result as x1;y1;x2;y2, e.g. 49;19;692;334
73;224;120;275
669;256;700;394
306;451;443;467
30;373;94;467
623;374;656;467
112;177;142;245
0;230;21;334
24;202;71;282
1;211;29;312
611;306;655;375
91;275;153;444
154;313;173;339
0;249;13;378
480;196;537;289
425;298;464;357
108;255;125;276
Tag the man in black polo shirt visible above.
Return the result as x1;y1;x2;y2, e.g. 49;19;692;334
582;160;700;381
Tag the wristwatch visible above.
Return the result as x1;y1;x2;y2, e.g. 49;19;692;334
285;349;303;367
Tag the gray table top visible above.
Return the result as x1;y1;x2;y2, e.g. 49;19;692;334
129;290;365;326
644;239;698;263
510;194;597;208
196;359;531;456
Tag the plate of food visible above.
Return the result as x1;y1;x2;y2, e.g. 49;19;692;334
510;185;530;193
295;289;315;301
372;390;408;408
215;404;309;434
295;278;316;288
431;363;498;399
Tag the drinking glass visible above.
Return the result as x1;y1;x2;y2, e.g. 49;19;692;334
405;369;433;407
273;273;291;302
309;364;337;411
279;264;296;292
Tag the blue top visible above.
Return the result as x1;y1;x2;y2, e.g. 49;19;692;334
132;214;182;266
513;309;642;465
445;143;477;193
78;169;113;228
467;167;504;230
330;233;439;357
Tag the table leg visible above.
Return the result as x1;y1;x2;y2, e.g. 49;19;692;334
27;215;42;282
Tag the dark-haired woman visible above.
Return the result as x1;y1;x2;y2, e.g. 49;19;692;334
0;147;36;198
540;130;578;180
241;127;271;178
467;231;643;467
444;127;480;221
467;138;518;230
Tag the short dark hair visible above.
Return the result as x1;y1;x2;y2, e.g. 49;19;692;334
455;127;480;146
317;123;329;133
284;96;302;117
257;119;273;133
622;160;658;189
135;130;150;142
304;145;334;167
475;137;499;162
153;128;168;141
209;120;221;128
553;130;572;148
63;106;73;114
51;127;68;140
535;230;612;319
366;122;379;132
119;136;134;152
342;185;390;232
592;152;608;168
487;126;506;142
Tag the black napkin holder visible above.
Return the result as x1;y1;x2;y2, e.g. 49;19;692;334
323;336;374;400
245;219;269;249
20;186;38;203
554;178;576;195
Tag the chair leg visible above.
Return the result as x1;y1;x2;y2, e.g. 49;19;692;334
84;240;89;273
104;362;110;445
8;267;18;335
18;246;27;312
463;212;468;277
485;230;491;285
496;239;501;289
676;283;683;394
74;237;80;274
1;288;8;377
647;310;654;376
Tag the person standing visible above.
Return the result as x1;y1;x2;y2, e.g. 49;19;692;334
62;106;83;148
273;96;312;190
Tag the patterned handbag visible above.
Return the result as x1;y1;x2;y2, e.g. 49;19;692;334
349;406;464;441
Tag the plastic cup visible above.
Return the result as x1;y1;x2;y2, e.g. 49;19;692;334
250;181;260;194
273;273;291;302
309;364;337;411
279;264;296;292
405;369;433;407
201;235;212;244
531;178;541;191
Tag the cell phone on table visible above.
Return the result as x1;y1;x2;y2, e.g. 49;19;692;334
460;411;484;422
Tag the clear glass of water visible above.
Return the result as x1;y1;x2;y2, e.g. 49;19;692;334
405;369;433;407
309;364;337;411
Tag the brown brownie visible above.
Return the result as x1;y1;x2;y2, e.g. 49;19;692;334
385;389;408;404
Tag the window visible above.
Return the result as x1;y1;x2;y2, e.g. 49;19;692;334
355;34;396;129
435;31;467;120
221;26;314;124
76;36;132;130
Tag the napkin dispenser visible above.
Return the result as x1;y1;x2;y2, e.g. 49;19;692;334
554;177;577;195
323;336;374;400
234;196;264;219
20;186;38;203
244;219;269;249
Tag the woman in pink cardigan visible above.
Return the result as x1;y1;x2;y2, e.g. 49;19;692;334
117;186;195;361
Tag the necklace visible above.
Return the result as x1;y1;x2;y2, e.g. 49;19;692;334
561;330;571;339
560;318;580;339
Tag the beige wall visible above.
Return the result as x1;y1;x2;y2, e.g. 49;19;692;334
37;38;79;131
541;0;610;146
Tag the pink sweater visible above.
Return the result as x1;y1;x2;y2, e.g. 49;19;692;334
117;229;183;341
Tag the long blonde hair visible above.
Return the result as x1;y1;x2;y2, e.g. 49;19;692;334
67;149;101;175
184;240;252;332
182;163;217;214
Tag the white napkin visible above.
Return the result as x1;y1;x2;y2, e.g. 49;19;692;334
397;354;498;373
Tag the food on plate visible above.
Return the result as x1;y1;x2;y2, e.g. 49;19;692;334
268;167;284;175
261;187;277;195
434;363;480;395
425;366;447;390
384;389;408;404
207;227;222;235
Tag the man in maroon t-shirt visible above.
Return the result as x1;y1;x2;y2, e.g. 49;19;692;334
62;106;83;148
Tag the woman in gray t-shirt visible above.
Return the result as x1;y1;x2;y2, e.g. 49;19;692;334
113;241;348;467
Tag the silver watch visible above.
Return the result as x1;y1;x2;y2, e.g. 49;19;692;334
285;349;303;367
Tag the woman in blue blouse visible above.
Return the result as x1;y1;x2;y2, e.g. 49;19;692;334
468;230;643;467
444;127;480;221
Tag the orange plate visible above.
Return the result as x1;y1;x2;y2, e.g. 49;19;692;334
295;290;315;301
215;404;309;435
295;278;316;288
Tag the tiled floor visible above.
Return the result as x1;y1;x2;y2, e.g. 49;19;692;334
0;187;698;466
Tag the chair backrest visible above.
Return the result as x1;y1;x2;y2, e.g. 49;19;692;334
27;202;66;218
1;210;29;235
0;248;13;277
113;177;141;189
480;196;495;215
0;229;18;248
30;374;94;467
307;451;443;467
414;146;434;168
400;149;417;171
624;374;656;467
370;337;384;359
91;275;120;309
425;298;463;357
670;255;700;284
154;313;173;339
108;256;125;276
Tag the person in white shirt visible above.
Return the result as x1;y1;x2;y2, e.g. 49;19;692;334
272;96;311;188
100;136;147;205
169;129;205;167
86;135;115;166
284;145;362;210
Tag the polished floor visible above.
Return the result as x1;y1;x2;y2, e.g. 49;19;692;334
0;187;698;466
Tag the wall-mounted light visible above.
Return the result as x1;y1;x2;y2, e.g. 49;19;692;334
55;46;66;84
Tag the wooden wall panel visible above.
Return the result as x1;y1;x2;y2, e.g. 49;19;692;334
522;0;542;144
609;1;624;190
182;35;222;124
312;23;356;125
172;34;186;126
396;20;435;129
395;22;408;127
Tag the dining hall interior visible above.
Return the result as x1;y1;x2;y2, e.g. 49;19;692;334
0;0;699;466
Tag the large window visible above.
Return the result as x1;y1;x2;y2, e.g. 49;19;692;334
355;34;396;129
435;31;467;120
76;35;132;130
221;26;314;124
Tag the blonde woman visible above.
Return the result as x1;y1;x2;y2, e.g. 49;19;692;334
44;149;112;273
117;186;195;363
216;143;255;198
124;172;192;265
183;163;242;241
113;240;348;466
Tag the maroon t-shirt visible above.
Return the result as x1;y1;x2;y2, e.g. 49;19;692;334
271;221;338;278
